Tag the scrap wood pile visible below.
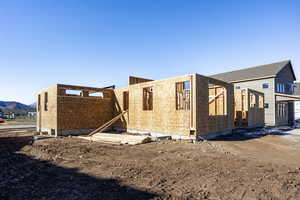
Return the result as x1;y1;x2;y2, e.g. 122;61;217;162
78;133;152;145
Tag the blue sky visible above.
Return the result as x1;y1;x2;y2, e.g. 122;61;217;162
1;0;300;104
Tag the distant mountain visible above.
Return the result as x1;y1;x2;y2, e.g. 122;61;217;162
29;103;36;108
0;101;36;114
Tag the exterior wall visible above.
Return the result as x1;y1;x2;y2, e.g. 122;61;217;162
37;85;58;134
37;84;114;135
233;78;275;126
114;75;192;136
38;74;234;138
57;96;113;132
114;74;234;138
295;101;300;120
195;74;234;136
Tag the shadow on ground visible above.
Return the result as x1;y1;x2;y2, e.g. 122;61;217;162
0;136;157;200
210;127;291;142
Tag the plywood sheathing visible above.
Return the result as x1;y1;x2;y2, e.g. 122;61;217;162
37;84;115;135
195;74;234;136
114;74;234;137
114;75;192;136
37;85;58;132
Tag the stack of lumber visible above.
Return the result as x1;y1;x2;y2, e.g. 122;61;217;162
79;133;152;145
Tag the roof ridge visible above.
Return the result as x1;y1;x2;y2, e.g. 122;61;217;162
210;60;290;77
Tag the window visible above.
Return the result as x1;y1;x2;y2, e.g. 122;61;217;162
38;94;41;112
44;92;48;111
143;87;153;110
176;81;190;110
235;86;241;89
123;91;129;110
264;103;269;109
277;83;286;93
287;83;295;94
259;95;264;108
277;103;287;117
250;94;256;108
262;83;269;89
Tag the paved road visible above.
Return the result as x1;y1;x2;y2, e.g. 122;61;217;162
0;125;36;130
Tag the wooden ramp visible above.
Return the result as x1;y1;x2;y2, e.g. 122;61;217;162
88;111;127;136
79;133;152;145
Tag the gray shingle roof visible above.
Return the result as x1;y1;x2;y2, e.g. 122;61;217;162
210;60;292;83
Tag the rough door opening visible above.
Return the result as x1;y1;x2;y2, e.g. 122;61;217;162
176;81;190;110
208;83;227;116
143;87;153;110
44;92;48;111
38;94;41;112
123;91;129;111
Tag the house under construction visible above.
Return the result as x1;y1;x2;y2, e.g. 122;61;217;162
37;74;236;140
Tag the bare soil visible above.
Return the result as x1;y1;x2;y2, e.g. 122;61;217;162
1;129;300;200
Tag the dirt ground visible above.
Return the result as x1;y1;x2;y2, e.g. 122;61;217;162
1;129;300;200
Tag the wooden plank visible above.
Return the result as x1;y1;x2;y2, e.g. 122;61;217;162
79;133;152;145
88;111;127;136
209;90;224;104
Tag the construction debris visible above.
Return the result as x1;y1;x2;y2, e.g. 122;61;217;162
78;133;152;145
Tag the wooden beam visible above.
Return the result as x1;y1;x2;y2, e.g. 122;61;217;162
209;90;224;104
88;111;128;136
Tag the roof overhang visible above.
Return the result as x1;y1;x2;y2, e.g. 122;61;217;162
229;75;276;83
275;93;300;102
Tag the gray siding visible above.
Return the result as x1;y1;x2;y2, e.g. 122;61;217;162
233;78;276;126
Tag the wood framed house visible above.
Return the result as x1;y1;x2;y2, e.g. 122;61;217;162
37;74;235;140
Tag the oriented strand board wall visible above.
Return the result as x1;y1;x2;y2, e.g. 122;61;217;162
115;75;192;135
57;95;113;131
195;74;234;135
37;85;58;132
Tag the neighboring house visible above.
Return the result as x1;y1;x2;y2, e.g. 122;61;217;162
27;111;37;118
3;113;15;119
211;60;300;126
